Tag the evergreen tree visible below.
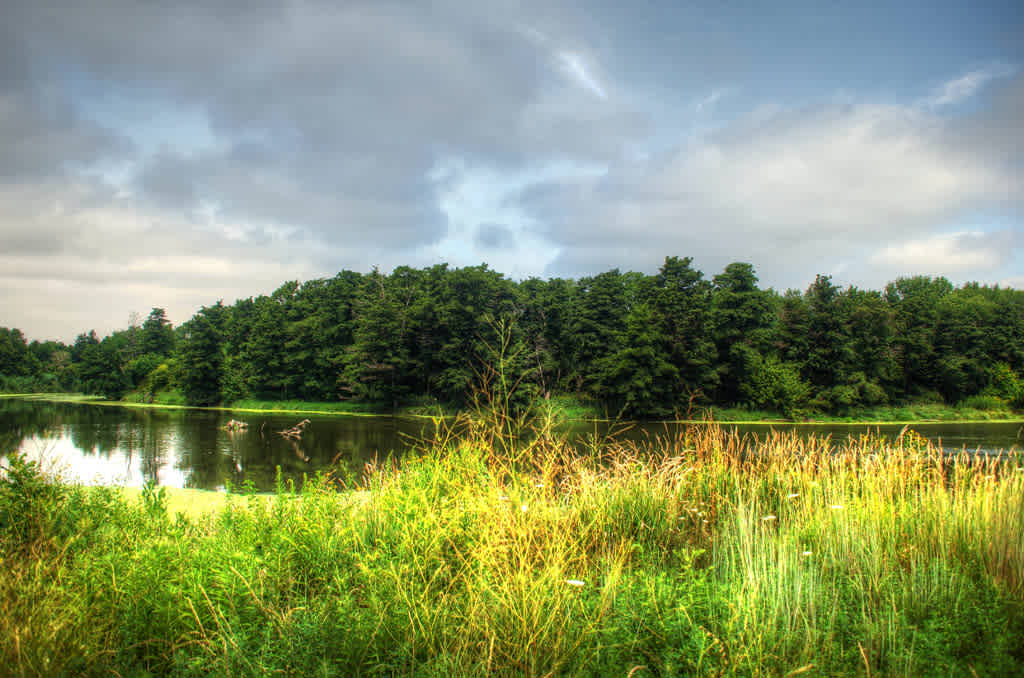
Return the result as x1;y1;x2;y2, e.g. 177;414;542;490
179;302;227;406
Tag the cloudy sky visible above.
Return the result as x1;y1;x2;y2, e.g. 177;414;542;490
2;0;1022;341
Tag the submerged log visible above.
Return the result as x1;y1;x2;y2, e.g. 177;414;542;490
278;418;311;440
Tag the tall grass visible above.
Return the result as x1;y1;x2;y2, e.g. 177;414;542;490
2;415;1023;676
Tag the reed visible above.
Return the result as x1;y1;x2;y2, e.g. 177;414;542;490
2;415;1022;676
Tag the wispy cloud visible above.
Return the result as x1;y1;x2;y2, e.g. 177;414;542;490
927;64;1015;107
694;88;732;113
558;51;607;99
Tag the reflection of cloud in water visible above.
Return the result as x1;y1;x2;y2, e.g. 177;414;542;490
12;434;188;488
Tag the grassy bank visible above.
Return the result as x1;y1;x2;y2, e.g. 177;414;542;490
3;418;1023;676
701;402;1023;424
9;391;1021;424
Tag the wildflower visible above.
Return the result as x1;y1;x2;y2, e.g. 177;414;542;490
787;493;799;499
499;495;509;501
830;504;844;510
535;483;545;488
802;551;812;557
520;504;528;512
565;579;585;587
761;515;777;521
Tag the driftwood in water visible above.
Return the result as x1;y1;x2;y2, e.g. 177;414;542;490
223;419;249;431
278;419;311;440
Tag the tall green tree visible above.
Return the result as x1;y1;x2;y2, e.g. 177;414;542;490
179;302;227;406
517;277;574;396
710;262;777;404
567;269;630;399
344;268;420;406
141;308;175;356
0;327;36;382
603;303;680;417
78;339;128;399
651;256;718;404
885;275;952;400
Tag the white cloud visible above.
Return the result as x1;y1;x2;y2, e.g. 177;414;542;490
870;230;1018;274
540;83;1023;285
0;178;328;340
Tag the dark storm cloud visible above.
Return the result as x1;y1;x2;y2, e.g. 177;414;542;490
0;86;130;182
4;0;645;252
0;0;653;338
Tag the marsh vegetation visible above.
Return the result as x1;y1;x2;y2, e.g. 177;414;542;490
3;412;1023;676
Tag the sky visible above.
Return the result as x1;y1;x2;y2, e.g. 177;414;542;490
1;0;1022;342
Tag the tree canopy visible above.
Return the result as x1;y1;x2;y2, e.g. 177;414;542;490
5;260;1024;418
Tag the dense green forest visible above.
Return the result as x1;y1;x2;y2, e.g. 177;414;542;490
3;258;1024;418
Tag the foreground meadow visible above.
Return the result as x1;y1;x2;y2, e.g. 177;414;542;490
2;418;1023;677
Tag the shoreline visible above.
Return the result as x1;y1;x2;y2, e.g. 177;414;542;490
5;392;1023;425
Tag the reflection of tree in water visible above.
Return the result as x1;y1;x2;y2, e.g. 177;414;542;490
0;399;67;450
67;405;122;456
4;401;424;491
135;411;169;485
178;411;233;490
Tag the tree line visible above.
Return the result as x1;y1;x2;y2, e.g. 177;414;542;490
3;258;1024;418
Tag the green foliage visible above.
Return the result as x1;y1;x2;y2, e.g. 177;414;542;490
140;307;175;356
3;421;1024;675
8;261;1024;418
77;339;129;399
602;302;680;417
179;302;227;406
736;344;810;418
0;453;66;547
961;394;1008;411
986;362;1024;408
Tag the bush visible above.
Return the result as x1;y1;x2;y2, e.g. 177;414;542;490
0;453;66;547
961;394;1008;411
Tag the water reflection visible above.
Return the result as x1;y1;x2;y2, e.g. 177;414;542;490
0;399;423;490
1;398;1021;491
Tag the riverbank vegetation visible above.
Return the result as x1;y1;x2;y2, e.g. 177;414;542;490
4;260;1024;420
2;415;1023;676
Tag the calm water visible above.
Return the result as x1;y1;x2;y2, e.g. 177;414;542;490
2;398;1022;491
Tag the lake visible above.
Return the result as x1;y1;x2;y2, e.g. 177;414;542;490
2;397;1022;491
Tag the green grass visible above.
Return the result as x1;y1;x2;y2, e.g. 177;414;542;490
228;398;387;415
3;414;1023;676
12;390;1021;424
699;402;1022;424
122;389;188;406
